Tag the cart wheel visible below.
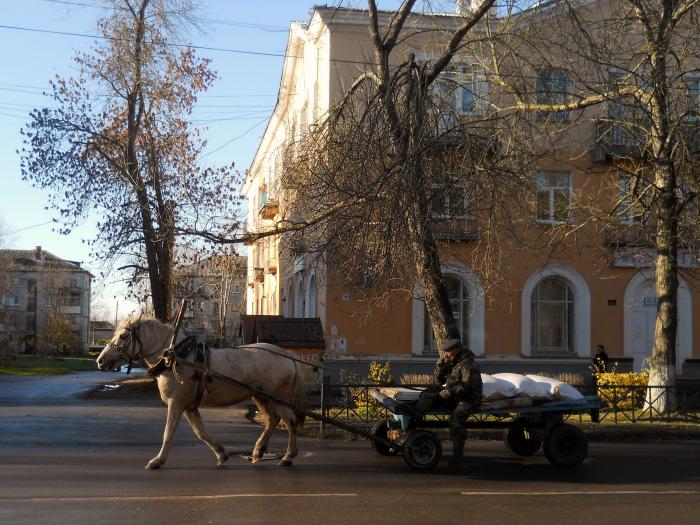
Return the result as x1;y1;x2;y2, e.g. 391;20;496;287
504;418;542;456
402;430;442;471
543;424;588;468
370;421;399;456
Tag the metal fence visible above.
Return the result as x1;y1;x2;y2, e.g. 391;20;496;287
316;383;700;432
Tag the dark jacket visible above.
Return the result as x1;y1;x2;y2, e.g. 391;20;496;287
432;348;483;404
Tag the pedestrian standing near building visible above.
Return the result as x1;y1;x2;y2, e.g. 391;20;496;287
417;338;483;468
593;344;609;375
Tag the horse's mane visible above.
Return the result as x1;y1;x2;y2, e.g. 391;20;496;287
116;314;163;331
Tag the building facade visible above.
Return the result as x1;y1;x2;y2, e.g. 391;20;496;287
173;255;247;347
241;3;700;380
0;247;93;355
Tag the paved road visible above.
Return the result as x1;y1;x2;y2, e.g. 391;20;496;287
1;373;699;525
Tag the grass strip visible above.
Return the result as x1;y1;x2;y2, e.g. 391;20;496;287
0;367;71;376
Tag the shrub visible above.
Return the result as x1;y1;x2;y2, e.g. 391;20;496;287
347;361;393;417
597;371;649;410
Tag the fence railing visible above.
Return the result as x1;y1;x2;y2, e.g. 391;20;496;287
315;383;700;432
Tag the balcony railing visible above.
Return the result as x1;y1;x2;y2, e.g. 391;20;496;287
254;267;265;283
603;223;655;247
430;216;479;241
592;120;645;163
259;192;279;220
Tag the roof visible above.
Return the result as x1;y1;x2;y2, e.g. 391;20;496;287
240;315;326;348
0;249;93;276
89;320;115;330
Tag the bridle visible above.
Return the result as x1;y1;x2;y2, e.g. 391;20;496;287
108;324;145;374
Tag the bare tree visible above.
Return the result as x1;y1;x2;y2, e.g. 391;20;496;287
484;0;699;411
278;1;549;352
20;0;239;322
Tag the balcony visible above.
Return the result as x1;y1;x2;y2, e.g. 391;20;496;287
603;223;655;247
434;111;495;153
592;121;645;163
430;216;479;241
259;191;279;220
265;260;278;276
59;306;82;315
254;267;265;283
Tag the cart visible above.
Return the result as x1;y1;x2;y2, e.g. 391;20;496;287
368;387;601;471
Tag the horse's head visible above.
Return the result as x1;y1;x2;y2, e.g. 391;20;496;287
96;316;143;371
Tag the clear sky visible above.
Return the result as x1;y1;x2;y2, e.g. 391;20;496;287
0;0;437;320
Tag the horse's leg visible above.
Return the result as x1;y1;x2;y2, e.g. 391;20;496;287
184;407;228;467
146;398;184;470
251;400;280;464
276;405;298;467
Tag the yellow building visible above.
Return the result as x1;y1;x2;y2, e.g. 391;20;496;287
241;2;700;382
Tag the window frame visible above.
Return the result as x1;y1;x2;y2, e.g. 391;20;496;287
535;171;572;224
430;182;469;220
433;64;490;117
422;274;470;355
536;68;570;120
530;277;575;355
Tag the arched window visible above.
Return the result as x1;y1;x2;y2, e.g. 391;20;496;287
423;275;469;355
531;277;574;354
306;275;317;318
285;282;293;317
294;278;304;318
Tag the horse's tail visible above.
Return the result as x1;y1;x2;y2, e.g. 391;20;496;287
292;361;307;428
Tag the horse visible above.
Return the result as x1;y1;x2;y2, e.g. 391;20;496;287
96;315;306;469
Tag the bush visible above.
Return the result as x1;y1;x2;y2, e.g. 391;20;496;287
345;361;393;417
597;371;649;410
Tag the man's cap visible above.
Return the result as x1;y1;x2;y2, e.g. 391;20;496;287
440;339;462;353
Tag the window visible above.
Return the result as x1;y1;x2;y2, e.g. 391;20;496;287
684;76;700;120
536;172;571;223
434;65;489;116
2;295;19;307
294;279;304;317
306;275;317;318
536;69;570;120
530;277;574;354
431;184;468;219
618;175;641;224
423;275;469;355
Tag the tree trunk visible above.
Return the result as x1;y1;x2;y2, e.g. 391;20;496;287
646;163;678;413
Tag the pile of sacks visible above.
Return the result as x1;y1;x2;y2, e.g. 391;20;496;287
381;373;583;403
481;373;583;402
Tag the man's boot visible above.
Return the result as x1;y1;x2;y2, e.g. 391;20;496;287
448;428;465;468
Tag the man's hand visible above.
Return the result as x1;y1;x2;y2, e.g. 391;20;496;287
438;389;451;400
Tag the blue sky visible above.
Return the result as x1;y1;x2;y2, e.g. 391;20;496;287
0;0;434;318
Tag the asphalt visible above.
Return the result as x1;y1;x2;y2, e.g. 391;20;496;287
0;372;699;525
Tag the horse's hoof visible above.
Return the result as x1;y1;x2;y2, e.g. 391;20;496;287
277;459;293;467
251;456;260;464
145;460;162;470
216;454;230;467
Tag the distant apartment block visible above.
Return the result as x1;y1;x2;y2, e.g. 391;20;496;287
0;246;93;355
173;254;247;347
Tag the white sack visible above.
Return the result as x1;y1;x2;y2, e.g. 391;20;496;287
492;373;551;399
526;374;584;400
481;373;518;401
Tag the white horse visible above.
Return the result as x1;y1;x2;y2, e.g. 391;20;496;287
96;315;306;469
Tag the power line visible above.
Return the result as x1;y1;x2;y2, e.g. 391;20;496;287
1;23;696;91
37;0;289;32
201;117;268;158
0;221;54;237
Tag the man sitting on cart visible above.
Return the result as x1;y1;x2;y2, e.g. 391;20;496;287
417;338;483;467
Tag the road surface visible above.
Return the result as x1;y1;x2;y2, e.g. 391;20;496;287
0;372;698;524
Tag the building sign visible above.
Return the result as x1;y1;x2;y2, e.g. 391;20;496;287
614;248;699;269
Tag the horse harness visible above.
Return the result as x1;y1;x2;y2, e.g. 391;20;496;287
113;325;210;408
